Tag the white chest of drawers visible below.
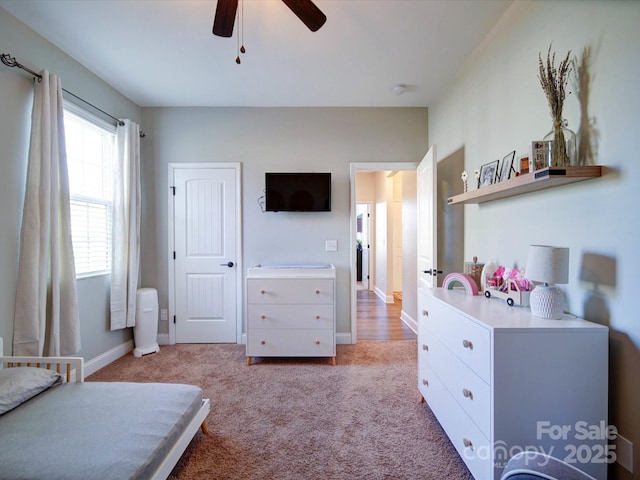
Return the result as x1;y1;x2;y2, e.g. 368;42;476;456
418;288;608;480
246;264;336;365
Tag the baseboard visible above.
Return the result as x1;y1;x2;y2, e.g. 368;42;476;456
157;333;170;345
374;286;394;303
336;332;352;344
400;310;417;334
84;339;134;377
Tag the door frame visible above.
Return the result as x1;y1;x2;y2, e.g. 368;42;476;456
167;162;243;345
349;162;417;344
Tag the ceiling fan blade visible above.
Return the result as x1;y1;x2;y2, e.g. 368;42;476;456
281;0;327;32
213;0;238;37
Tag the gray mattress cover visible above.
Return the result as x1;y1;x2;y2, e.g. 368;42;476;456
0;381;203;480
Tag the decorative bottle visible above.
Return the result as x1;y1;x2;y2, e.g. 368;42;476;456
543;119;577;167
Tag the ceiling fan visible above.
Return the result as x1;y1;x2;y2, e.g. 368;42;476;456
213;0;327;37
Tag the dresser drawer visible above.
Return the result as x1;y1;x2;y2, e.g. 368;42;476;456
247;279;334;305
247;328;335;357
247;304;334;330
418;359;491;480
418;355;450;413
419;332;491;437
421;296;491;383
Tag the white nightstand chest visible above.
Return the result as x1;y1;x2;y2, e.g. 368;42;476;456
418;288;608;480
246;264;336;365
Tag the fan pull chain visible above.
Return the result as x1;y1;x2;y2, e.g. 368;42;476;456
236;0;246;64
240;0;246;54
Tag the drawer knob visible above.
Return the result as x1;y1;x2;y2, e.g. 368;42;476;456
462;388;474;400
260;315;266;319
315;315;321;320
315;290;320;295
463;438;473;450
421;344;429;351
422;379;429;387
260;290;266;295
315;340;321;345
422;309;429;317
462;339;473;350
261;340;266;345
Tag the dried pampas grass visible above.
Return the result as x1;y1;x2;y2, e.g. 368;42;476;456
538;45;573;166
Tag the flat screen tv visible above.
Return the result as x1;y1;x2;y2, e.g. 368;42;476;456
265;172;331;212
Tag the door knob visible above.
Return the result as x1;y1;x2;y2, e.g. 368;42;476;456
423;269;443;276
220;261;234;268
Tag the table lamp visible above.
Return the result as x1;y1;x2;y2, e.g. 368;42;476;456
525;245;569;319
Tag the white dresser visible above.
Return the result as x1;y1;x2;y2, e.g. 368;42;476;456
246;264;336;365
418;288;608;480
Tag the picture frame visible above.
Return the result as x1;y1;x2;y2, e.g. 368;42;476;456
498;150;516;182
479;160;499;187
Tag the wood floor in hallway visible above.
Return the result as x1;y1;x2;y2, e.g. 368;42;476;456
356;289;416;341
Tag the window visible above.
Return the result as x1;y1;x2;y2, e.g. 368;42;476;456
64;104;115;277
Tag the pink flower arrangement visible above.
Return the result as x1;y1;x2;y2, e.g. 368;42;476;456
489;266;530;291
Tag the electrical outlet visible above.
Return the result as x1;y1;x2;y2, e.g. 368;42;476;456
160;309;168;321
615;434;634;474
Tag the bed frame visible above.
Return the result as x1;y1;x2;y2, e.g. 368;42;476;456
0;354;210;480
0;355;84;382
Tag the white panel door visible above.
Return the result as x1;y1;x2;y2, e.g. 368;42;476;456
173;167;238;343
417;145;438;294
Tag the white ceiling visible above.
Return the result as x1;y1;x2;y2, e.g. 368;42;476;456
0;0;513;108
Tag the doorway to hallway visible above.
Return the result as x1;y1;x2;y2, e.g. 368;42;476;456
350;162;418;344
356;290;415;341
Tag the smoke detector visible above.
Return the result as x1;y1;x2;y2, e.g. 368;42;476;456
392;84;407;96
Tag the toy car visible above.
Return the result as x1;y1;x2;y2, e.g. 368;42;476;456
484;278;530;307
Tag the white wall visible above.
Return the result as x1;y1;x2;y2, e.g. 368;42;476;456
140;107;429;340
373;171;391;301
391;174;403;293
429;1;640;478
0;8;140;359
401;171;417;325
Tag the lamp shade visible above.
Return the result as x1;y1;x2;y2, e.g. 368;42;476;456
525;245;569;285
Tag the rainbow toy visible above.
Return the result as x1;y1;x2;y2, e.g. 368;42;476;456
442;272;479;296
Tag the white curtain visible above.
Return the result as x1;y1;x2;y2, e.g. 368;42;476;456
110;119;141;330
13;70;81;356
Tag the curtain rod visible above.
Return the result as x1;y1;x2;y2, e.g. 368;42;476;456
1;53;145;138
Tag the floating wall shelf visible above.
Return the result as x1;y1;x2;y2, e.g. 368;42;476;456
448;166;602;205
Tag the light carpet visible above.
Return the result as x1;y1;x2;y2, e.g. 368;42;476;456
87;340;473;480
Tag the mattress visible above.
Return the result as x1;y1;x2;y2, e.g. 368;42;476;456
0;381;203;480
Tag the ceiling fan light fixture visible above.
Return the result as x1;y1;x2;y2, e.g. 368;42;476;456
213;0;326;38
392;84;407;96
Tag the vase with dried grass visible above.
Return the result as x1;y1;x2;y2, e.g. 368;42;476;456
538;45;576;167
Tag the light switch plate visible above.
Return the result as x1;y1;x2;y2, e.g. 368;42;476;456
615;434;634;473
325;240;338;252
